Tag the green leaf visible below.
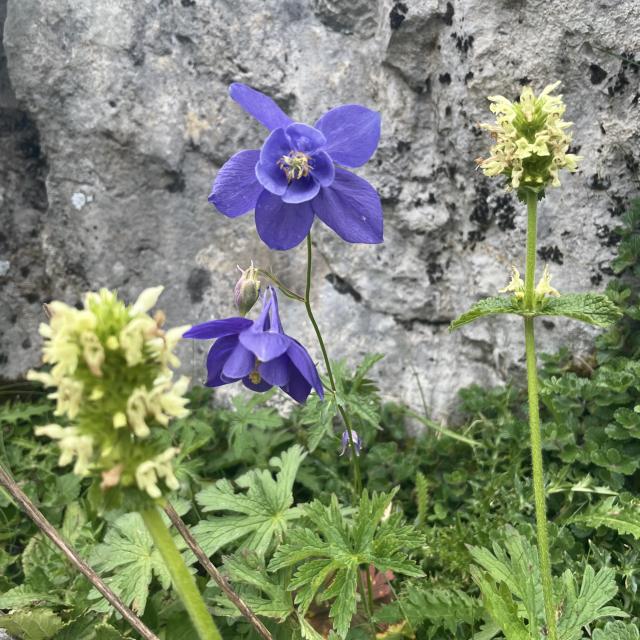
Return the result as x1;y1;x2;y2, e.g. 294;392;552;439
193;445;306;557
593;621;640;640
0;609;65;640
0;585;63;609
88;512;171;614
541;293;622;327
568;497;640;539
450;296;521;331
269;490;423;639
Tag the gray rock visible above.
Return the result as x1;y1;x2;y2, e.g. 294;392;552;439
1;0;638;416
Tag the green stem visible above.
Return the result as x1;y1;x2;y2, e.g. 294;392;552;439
303;233;363;495
140;506;222;640
358;567;377;638
523;190;558;640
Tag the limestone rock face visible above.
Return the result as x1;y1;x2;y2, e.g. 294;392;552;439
1;0;638;415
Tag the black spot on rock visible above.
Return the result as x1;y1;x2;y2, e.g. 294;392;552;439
0;353;8;366
590;272;603;285
542;320;555;330
186;268;211;304
441;2;454;26
464;71;474;83
495;194;516;231
587;173;611;191
518;76;531;86
439;72;451;85
595;223;620;247
325;273;362;302
589;63;607;85
165;170;186;193
451;32;474;55
537;245;564;265
445;105;452;116
427;261;444;284
396;140;411;153
21;338;31;349
181;0;196;6
389;2;408;29
427;192;436;204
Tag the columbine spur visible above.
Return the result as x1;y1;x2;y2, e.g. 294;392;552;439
184;286;323;403
209;83;383;250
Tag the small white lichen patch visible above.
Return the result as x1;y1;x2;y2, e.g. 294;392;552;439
0;260;10;276
71;192;94;210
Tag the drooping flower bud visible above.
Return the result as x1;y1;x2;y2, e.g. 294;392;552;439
234;262;261;316
339;429;363;457
477;82;581;197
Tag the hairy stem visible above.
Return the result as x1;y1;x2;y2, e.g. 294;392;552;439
523;190;558;640
0;464;160;640
304;232;363;495
140;506;222;640
163;503;273;640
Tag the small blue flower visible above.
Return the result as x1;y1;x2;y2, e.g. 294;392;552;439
183;287;323;404
339;430;362;457
209;83;383;250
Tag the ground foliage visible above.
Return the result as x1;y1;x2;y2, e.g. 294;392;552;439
1;201;639;638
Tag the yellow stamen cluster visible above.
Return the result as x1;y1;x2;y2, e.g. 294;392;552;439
28;286;191;500
278;151;312;181
477;82;581;193
499;265;560;303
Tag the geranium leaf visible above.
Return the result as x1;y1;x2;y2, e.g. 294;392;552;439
568;496;640;539
0;609;64;640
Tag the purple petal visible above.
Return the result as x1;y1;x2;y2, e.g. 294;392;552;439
208;150;263;218
260;128;290;165
242;377;273;393
256;161;288;196
285;123;326;153
281;374;312;404
259;355;291;386
254;190;315;250
222;342;255;380
184;317;253;340
311;168;383;244
266;286;284;334
229;83;292;131
286;339;324;399
314;105;381;167
205;336;239;387
239;331;290;363
311;150;335;187
282;175;320;204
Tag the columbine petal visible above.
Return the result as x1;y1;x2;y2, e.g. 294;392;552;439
205;335;238;386
254;190;315;250
184;317;253;340
311;150;335;187
260;128;290;165
208;150;263;217
222;342;255;380
259;355;291;386
314;105;381;167
286;339;324;399
285;123;327;153
282;175;320;204
255;160;288;195
229;83;292;131
311;167;383;244
239;327;290;363
282;375;312;404
242;376;273;392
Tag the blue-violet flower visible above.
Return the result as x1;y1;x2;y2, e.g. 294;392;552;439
339;429;362;457
209;83;383;250
184;286;323;403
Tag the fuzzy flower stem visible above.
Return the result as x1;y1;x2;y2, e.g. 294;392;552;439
163;503;273;640
140;506;222;640
256;268;306;302
303;233;363;495
0;464;160;640
523;190;558;640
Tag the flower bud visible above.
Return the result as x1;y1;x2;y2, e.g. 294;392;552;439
234;262;261;316
340;430;363;457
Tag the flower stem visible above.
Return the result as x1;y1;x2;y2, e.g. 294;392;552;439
523;190;558;640
140;506;222;640
303;233;363;495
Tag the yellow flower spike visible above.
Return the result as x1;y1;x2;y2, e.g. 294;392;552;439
478;81;582;195
131;285;164;315
80;331;105;377
499;266;525;299
135;460;162;499
52;378;84;419
126;387;150;438
112;411;127;429
105;335;119;350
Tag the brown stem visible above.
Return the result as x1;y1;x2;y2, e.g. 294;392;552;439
0;464;159;640
163;503;273;640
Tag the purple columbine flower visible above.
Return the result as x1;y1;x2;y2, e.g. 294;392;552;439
209;83;383;251
339;430;362;457
183;287;323;404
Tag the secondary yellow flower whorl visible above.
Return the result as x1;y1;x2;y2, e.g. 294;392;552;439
28;286;191;502
477;82;581;194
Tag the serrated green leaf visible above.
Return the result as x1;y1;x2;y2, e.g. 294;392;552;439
0;609;65;640
593;621;640;640
88;512;171;614
568;497;640;539
194;445;306;557
450;296;521;331
0;584;63;609
542;293;622;327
